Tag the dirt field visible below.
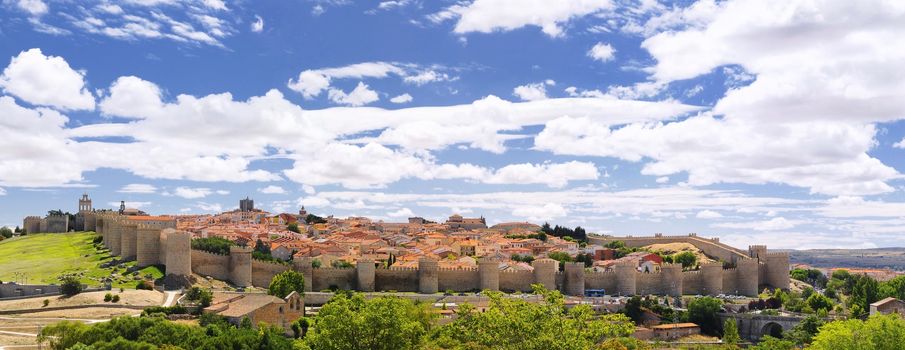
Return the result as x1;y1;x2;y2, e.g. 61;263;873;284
16;307;140;319
0;290;163;311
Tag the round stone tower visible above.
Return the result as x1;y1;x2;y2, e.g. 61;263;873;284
164;229;192;277
614;260;637;296
531;258;558;291
136;225;161;267
229;245;253;287
660;263;683;296
763;252;791;290
356;259;376;292
418;258;439;294
109;218;122;256
701;262;724;296
96;215;106;244
478;258;500;291
563;262;585;296
293;257;314;292
120;221;138;261
736;258;759;296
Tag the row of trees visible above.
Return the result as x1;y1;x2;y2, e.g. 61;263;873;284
39;285;640;350
540;223;588;242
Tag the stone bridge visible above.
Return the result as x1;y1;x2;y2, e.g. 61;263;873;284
718;313;806;341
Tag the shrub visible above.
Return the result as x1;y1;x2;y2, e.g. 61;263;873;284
111;294;120;303
185;287;213;307
43;299;50;307
141;305;188;316
104;293;112;302
60;275;83;297
136;280;154;290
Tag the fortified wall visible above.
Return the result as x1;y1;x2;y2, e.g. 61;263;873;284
97;214;789;296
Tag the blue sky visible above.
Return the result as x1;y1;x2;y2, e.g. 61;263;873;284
2;0;905;249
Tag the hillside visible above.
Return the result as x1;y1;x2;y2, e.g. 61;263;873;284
0;232;163;287
643;242;716;264
791;247;905;271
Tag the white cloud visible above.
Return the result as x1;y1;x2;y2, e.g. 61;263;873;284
512;203;568;222
0;48;95;111
433;0;613;37
535;114;897;196
202;0;227;11
327;82;380;106
389;93;413;104
16;0;48;16
118;183;157;194
387;207;415;218
0;187;6;196
655;176;669;184
484;161;599;188
259;185;287;194
0;96;81;187
251;15;264;33
402;70;454;85
587;42;615;62
195;201;222;212
99;76;163;118
713;217;801;231
108;201;151;209
512;82;548;101
302;185;316;195
696;210;722;219
171;186;214;199
287;62;454;102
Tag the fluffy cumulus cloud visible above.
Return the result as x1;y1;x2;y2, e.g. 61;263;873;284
512;203;568;222
389;93;413;104
287;62;454;105
16;0;48;16
0;48;95;111
251;15;264;32
327;82;380;106
259;185;287;194
512;80;555;101
432;0;613;37
587;42;615;62
0;51;686;191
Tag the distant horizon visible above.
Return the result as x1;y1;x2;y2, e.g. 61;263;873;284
3;1;905;250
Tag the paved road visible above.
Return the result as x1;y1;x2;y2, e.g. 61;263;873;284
162;290;180;307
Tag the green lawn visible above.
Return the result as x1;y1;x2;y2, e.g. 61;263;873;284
0;232;164;288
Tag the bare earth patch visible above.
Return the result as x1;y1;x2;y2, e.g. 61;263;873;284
0;290;163;311
16;307;140;319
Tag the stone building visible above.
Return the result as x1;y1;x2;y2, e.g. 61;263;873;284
870;297;905;317
445;214;487;230
240;197;255;212
204;291;304;334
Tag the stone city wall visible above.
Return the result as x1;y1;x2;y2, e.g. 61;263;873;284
98;219;786;296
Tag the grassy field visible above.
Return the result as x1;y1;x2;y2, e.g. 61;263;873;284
0;232;164;288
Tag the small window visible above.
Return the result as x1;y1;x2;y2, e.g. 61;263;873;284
279;306;284;314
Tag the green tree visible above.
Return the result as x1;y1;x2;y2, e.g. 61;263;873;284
185;287;213;307
190;237;234;255
431;285;634;350
784;315;824;346
622;296;644;325
749;336;795;350
851;275;880;316
287;222;300;233
304;293;433;350
722;319;740;346
809;314;905;350
254;238;270;255
687;296;723;336
673;251;697;269
60;275;83;297
806;293;833;313
267;269;305;298
0;226;12;239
